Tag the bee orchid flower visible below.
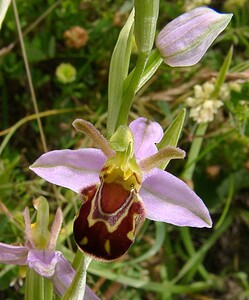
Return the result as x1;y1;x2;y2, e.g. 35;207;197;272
30;117;212;261
0;197;98;299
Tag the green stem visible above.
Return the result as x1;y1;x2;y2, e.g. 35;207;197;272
116;52;148;129
123;49;163;95
12;0;48;152
215;175;234;229
181;122;208;182
72;248;85;270
62;250;92;300
134;0;159;55
178;122;210;283
163;225;176;280
179;227;209;281
0;106;86;156
25;268;53;300
172;213;233;284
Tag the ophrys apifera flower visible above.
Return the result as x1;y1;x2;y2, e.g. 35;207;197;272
30;118;212;261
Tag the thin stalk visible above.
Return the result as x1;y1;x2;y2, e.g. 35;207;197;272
163;226;176;280
172;213;233;284
12;0;47;152
0;0;61;57
178;122;209;283
215;175;234;229
72;248;85;270
21;0;61;40
62;250;92;300
179;227;209;281
25;268;53;300
181;122;208;182
0;107;86;155
115;52;148;129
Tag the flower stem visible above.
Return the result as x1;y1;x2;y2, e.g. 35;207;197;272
25;268;53;300
181;122;208;183
178;123;209;282
116;52;148;129
179;227;209;281
62;250;92;300
172;213;233;284
72;248;84;270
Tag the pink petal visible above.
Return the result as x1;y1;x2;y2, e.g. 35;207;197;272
48;208;63;250
51;254;99;299
30;149;105;193
0;243;28;264
129;117;163;160
140;168;212;227
23;207;35;248
51;253;75;296
84;286;100;300
27;249;59;278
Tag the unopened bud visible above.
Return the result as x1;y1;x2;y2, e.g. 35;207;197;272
156;7;232;67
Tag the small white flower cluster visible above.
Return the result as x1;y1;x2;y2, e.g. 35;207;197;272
184;0;211;11
219;81;241;101
186;82;223;123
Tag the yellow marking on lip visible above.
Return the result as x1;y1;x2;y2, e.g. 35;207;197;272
127;230;134;241
80;236;88;245
104;239;111;255
127;213;138;241
87;180;137;233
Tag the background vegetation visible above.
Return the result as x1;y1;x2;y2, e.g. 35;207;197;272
0;0;249;299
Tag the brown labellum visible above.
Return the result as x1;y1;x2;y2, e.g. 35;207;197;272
73;180;145;261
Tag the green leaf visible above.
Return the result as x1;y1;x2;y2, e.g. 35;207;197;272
126;222;166;265
107;9;134;136
172;213;233;284
181;122;208;182
212;46;233;98
157;108;186;169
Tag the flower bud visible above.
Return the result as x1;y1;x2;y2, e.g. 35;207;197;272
156;7;233;67
134;0;159;55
